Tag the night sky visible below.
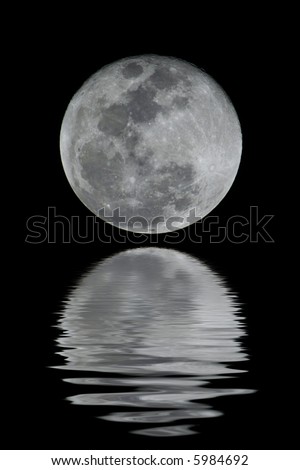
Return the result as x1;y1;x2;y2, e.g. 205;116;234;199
11;8;290;450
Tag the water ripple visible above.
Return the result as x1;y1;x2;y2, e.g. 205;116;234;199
54;248;254;436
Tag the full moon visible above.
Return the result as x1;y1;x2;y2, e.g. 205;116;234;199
60;55;242;233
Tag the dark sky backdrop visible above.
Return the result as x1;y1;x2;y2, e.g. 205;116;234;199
12;9;290;450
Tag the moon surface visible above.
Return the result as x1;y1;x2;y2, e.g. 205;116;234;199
60;55;242;233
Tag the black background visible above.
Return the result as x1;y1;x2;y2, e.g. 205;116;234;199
12;8;290;450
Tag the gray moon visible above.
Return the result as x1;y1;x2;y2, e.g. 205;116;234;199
60;55;242;233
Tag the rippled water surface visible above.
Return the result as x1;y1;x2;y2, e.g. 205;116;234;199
54;248;254;436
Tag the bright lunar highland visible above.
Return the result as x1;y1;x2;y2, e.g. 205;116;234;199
60;55;242;233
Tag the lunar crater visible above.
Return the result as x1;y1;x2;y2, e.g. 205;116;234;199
127;86;162;123
150;66;180;90
122;61;144;79
97;104;129;137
